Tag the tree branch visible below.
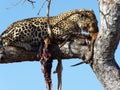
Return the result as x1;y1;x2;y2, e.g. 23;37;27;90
37;0;46;15
46;0;53;39
27;0;35;8
0;37;91;64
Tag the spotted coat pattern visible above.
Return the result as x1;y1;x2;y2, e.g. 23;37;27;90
0;9;98;50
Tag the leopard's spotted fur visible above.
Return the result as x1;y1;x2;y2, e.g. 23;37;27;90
0;9;98;51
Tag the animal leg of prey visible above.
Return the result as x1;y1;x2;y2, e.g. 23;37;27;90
54;59;63;90
38;38;53;90
40;45;53;90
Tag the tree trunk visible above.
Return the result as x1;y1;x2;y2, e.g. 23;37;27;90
92;0;120;89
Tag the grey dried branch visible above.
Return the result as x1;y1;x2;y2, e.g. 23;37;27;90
6;0;35;9
37;0;47;15
27;0;36;8
6;0;24;9
46;0;52;39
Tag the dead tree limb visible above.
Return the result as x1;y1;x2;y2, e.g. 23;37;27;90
46;0;52;39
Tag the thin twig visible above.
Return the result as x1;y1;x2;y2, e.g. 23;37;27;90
27;0;36;8
37;0;47;15
46;0;53;39
71;61;86;67
6;0;24;9
6;0;35;9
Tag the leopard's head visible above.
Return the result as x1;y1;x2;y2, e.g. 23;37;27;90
78;10;98;33
72;9;99;33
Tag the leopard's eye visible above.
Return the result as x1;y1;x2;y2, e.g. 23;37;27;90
81;14;84;17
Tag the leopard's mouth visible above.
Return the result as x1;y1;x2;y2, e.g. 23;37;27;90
80;26;90;35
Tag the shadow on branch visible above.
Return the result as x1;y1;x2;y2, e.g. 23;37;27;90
0;36;91;64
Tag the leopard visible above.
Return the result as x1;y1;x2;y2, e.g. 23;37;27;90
0;9;98;90
0;9;98;51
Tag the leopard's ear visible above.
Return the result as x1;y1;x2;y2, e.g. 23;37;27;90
89;9;94;12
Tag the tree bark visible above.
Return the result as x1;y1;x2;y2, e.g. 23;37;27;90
92;0;120;89
0;36;91;64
